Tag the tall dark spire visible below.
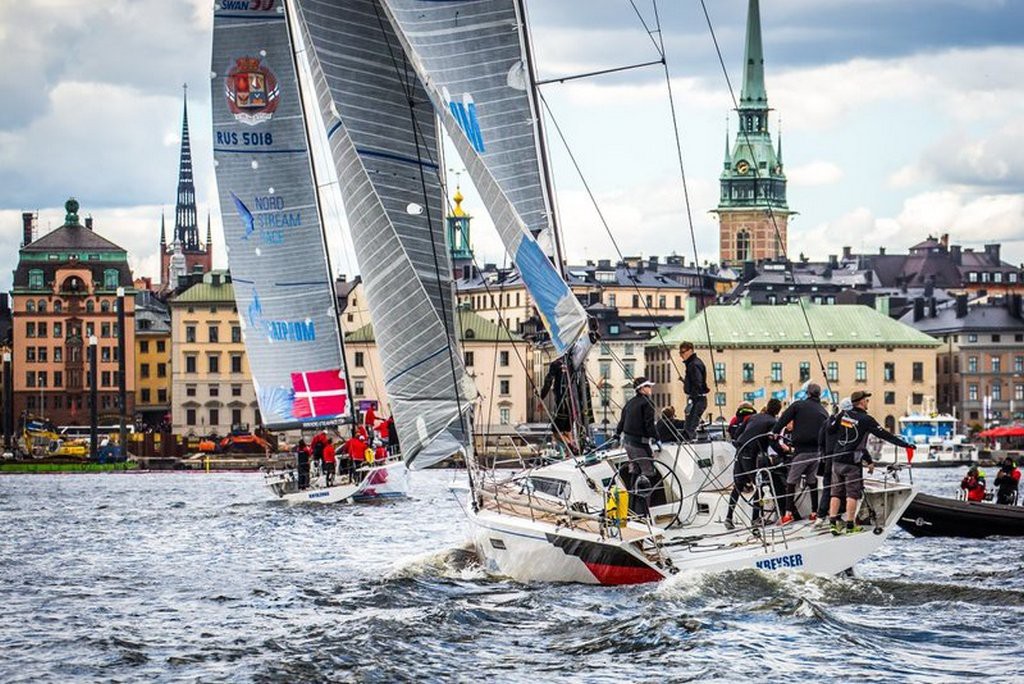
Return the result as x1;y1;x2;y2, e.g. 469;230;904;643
160;210;166;246
174;84;199;251
739;0;767;109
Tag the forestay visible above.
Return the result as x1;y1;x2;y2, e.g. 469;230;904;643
210;0;352;430
378;0;591;361
295;0;473;468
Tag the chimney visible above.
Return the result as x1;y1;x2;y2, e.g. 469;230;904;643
21;212;34;246
210;273;221;286
955;294;968;319
85;216;93;230
879;247;886;256
928;297;937;318
742;260;757;282
224;272;232;284
598;259;611;270
951;245;962;265
648;256;659;272
828;254;839;269
912;298;925;322
984;244;1001;265
462;264;471;280
940;233;949;250
842;246;852;260
924;279;934;298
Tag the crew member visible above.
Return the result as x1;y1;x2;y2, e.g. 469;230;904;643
827;391;914;535
960;465;987;503
724;398;783;530
678;341;709;441
615;377;659;515
323;437;337;487
655;406;686;442
728;402;757;441
817;397;853;522
774;383;829;525
994;457;1020;505
295;439;311;490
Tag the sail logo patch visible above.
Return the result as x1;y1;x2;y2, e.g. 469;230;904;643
246;288;316;343
231;193;300;244
442;87;485;153
225;56;280;126
290;369;348;420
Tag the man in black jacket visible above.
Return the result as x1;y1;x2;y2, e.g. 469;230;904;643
615;377;659;514
724;398;783;529
773;384;829;524
678;341;709;441
816;397;852;521
827;390;914;534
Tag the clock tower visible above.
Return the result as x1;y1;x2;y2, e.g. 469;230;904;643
714;0;794;267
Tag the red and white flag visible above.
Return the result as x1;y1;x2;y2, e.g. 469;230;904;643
291;369;348;420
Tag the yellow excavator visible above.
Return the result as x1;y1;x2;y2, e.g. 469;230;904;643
22;418;89;459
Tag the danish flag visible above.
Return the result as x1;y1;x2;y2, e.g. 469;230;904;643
290;369;349;420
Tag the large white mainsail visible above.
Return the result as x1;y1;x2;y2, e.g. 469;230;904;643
210;0;353;430
295;0;473;468
376;0;591;362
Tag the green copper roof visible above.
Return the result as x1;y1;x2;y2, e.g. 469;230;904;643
739;0;767;108
170;271;235;304
346;308;521;344
651;303;941;349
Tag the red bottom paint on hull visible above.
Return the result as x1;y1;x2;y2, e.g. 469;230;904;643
584;561;664;585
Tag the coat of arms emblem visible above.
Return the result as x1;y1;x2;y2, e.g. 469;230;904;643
225;56;280;125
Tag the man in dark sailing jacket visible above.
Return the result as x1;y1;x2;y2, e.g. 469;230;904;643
724;398;783;530
994;458;1020;505
615;377;659;514
678;341;709;441
827;390;914;535
773;383;829;524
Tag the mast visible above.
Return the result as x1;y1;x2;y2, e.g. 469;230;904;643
284;0;359;428
514;0;567;277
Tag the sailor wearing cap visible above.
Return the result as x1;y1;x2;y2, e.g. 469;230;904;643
615;377;660;514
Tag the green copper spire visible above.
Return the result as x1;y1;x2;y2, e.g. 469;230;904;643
739;0;767;109
64;197;81;226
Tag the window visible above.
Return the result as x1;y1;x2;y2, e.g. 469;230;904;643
623;362;635;380
158;389;167;403
993;384;1003;401
26;347;36;362
464;351;475;367
771;362;783;383
499;407;511;426
798;362;810;383
1016;356;1024;374
884;391;895;405
208;355;220;374
38;322;47;337
37;371;47;388
186;409;197;426
86;300;95;313
208;325;219;343
157;340;166;353
141;363;150;378
25;371;35;388
912;362;924;382
231;326;241;343
157;363;167;378
742;363;754;383
53;348;62;363
993;334;1002;343
141;389;151;403
855;361;867;382
100;322;110;338
499;379;510;396
1015;384;1024;401
968;272;978;283
101;347;111;362
499;351;509;367
209;384;219;397
101;371;111;387
230;355;242;373
354;351;364;368
186;384;197;397
101;301;110;313
209;409;220;427
231;384;242;397
232;409;243;426
140;340;149;354
26;300;35;313
185;355;197;374
103;269;118;289
354;380;365;396
53;371;63;388
599;362;611;379
969;384;978;401
608;294;616;307
658;295;666;309
53;322;62;338
675;296;682;309
967;334;978;343
624;344;635;357
186;326;196;343
827;362;839;382
968;356;978;373
26;322;36;338
714;362;726;383
28;269;44;289
883;362;895;382
632;295;639;309
991;356;1001;373
37;300;46;312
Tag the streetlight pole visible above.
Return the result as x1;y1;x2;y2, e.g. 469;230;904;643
117;287;127;459
89;334;98;461
2;350;11;452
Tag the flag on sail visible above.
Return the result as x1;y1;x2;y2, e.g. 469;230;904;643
210;0;350;429
377;0;591;360
296;0;473;468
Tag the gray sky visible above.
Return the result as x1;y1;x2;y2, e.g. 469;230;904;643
1;0;1022;289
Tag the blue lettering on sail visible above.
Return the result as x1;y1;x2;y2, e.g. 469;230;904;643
443;88;484;153
215;131;274;146
246;288;316;342
233;193;299;244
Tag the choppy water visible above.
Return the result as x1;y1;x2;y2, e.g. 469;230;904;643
1;467;1022;682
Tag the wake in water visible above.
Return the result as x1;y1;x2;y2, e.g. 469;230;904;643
386;543;488;582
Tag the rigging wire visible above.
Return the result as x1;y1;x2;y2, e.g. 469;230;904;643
698;0;835;402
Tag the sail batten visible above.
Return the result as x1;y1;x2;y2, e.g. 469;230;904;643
210;0;353;431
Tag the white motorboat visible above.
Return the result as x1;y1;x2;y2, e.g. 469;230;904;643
469;441;915;585
873;412;978;467
264;458;407;504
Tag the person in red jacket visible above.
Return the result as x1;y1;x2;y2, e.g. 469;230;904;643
323;439;337;486
345;432;368;481
960;466;987;502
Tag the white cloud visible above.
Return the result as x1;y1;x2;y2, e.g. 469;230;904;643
786;161;844;187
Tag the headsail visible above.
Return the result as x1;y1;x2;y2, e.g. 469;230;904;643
210;0;352;430
295;0;473;468
377;0;591;361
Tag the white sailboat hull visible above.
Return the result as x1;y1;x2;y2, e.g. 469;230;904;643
265;461;408;505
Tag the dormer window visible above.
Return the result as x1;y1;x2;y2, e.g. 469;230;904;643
968;272;978;283
28;269;44;289
103;269;119;289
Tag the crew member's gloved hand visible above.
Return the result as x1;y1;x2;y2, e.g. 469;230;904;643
653;440;663;452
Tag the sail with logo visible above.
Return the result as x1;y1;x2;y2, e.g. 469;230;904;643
374;0;592;362
210;0;352;430
295;0;474;468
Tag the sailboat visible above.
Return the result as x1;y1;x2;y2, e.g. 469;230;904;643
209;0;405;504
211;0;916;580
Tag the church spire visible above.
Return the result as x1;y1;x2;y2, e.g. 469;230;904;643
739;0;767;109
160;210;166;246
206;212;212;253
174;83;199;251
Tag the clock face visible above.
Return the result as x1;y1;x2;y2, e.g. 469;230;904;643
736;160;750;174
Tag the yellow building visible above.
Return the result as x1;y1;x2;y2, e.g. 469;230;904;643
134;290;172;427
646;299;941;433
344;308;532;431
169;271;257;436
